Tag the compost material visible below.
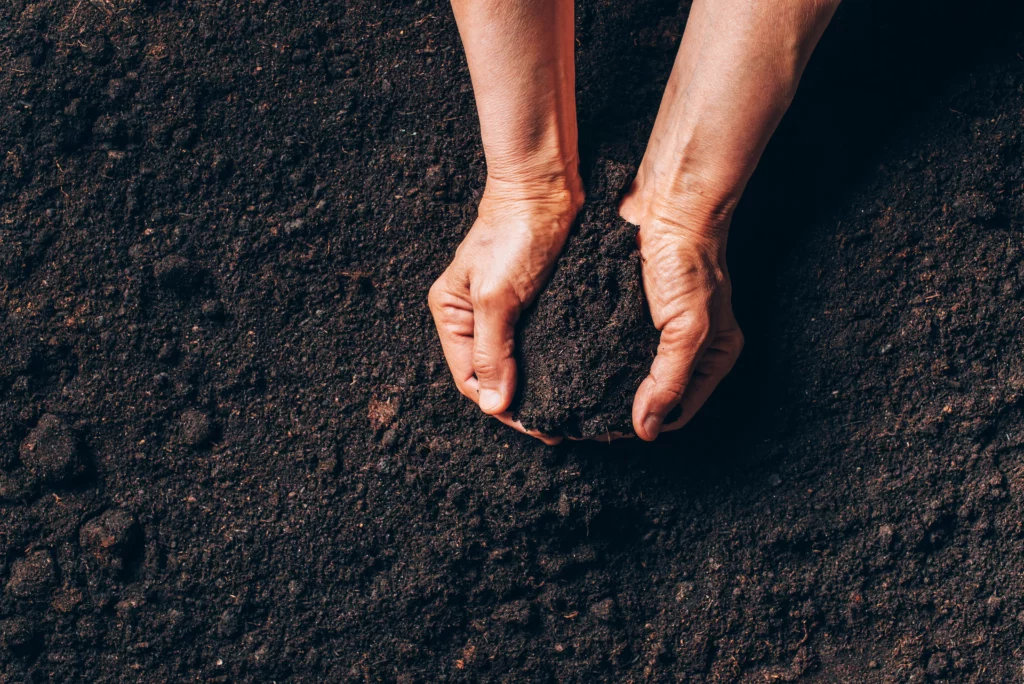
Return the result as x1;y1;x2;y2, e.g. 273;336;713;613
3;0;1024;681
512;160;658;438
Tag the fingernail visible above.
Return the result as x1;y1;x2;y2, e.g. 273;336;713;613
479;389;502;413
643;414;662;439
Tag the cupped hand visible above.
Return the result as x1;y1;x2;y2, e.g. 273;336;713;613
621;193;744;441
428;180;583;445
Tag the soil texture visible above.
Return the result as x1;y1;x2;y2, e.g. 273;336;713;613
512;160;660;438
3;0;1024;682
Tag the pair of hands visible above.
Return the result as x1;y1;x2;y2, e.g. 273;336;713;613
429;0;837;443
428;173;743;444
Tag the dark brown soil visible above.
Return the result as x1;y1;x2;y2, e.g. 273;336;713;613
3;0;1024;681
511;159;660;438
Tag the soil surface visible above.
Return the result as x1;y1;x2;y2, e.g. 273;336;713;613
3;0;1024;682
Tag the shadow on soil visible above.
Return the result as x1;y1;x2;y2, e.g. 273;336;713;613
568;0;1024;487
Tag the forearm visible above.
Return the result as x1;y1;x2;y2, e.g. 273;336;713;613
640;0;840;226
451;0;580;193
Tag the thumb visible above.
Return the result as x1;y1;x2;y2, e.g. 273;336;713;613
472;289;519;415
633;313;711;441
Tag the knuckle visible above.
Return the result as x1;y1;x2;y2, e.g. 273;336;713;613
704;265;727;292
471;350;500;377
680;310;710;334
659;384;686;405
649;379;686;409
473;283;512;310
427;279;444;310
646;369;686;406
663;311;710;346
473;347;513;377
452;238;474;261
454;381;476;401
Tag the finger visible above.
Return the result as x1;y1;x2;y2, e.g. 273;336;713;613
660;337;742;433
471;289;519;415
492;412;563;446
428;277;477;401
632;313;711;441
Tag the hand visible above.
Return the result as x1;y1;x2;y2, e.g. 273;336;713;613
439;0;580;444
616;0;838;439
620;191;743;441
441;0;837;443
429;179;583;445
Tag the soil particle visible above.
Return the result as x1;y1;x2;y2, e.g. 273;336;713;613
217;608;243;639
927;652;949;677
367;396;397;431
590;597;617;622
986;594;1003;618
176;410;212;447
0;475;24;503
492;600;533;627
156;342;179;363
51;588;83;615
6;551;57;600
878;524;896;549
0;618;36;654
153;255;196;292
201;299;226;321
19;414;79;486
171;127;196;149
79;509;140;571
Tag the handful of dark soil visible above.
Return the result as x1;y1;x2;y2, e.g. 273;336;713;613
511;161;660;438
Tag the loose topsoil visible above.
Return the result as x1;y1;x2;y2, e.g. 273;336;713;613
512;159;658;439
3;0;1024;681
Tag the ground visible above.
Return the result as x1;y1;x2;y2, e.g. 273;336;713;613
3;0;1024;681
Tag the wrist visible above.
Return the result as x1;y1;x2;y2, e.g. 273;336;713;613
481;161;584;223
486;149;582;193
639;214;730;267
624;164;736;244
